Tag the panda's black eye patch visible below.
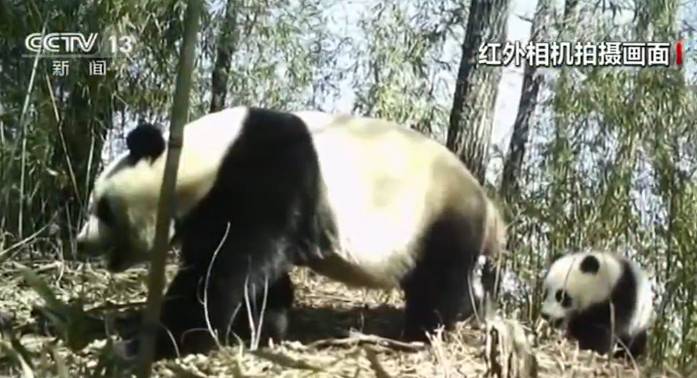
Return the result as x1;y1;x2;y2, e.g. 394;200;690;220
580;255;600;274
555;289;572;308
96;198;114;225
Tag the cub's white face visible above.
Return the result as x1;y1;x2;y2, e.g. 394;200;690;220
540;252;621;326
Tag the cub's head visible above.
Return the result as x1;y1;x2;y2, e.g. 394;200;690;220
76;123;168;272
540;251;622;327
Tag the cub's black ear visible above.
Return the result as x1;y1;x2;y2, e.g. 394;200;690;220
579;254;600;274
127;123;165;161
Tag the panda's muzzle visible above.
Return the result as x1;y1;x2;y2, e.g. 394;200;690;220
75;230;125;270
76;238;113;263
76;238;87;254
107;252;131;273
76;238;99;258
541;312;564;328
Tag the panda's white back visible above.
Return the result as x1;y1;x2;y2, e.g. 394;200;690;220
299;114;482;288
626;258;654;335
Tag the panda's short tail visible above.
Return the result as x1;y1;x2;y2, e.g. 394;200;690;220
481;198;507;259
478;197;507;300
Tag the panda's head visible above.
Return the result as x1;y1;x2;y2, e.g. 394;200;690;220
540;251;623;326
76;107;250;272
76;123;169;272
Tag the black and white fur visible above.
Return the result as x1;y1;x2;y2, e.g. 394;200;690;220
76;107;506;359
540;250;653;358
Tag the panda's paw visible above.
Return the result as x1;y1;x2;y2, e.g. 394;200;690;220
0;311;12;330
112;337;140;362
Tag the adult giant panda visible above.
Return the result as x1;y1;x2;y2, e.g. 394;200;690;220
76;106;506;359
540;250;653;358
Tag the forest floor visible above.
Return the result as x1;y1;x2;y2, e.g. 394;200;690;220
0;258;683;378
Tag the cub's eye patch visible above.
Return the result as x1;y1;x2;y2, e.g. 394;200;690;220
96;198;114;225
555;289;572;308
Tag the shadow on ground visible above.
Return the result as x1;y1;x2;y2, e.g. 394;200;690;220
28;301;406;348
287;303;403;342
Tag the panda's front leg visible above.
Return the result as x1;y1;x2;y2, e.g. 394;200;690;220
223;272;295;346
567;317;614;355
118;266;294;361
115;267;212;360
154;258;294;359
154;266;217;358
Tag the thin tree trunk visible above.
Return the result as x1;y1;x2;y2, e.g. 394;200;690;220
137;0;202;375
500;0;551;200
209;0;239;113
446;0;510;184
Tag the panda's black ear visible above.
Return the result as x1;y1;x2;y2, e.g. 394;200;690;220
127;123;165;161
580;255;600;274
549;252;564;263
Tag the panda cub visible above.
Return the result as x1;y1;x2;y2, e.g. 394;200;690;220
540;250;653;358
76;106;506;360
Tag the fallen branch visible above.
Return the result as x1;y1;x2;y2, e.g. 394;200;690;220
308;330;426;352
364;345;393;378
251;349;325;372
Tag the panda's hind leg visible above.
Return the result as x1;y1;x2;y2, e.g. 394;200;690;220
614;329;648;359
400;211;481;341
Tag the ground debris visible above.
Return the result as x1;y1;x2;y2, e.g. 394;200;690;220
484;315;537;378
0;263;667;377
